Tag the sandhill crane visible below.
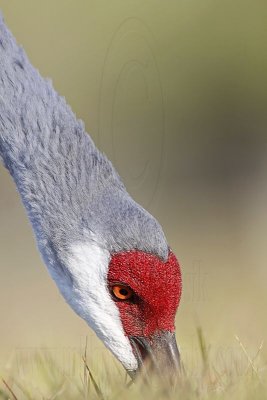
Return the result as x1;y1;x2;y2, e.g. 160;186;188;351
0;15;182;378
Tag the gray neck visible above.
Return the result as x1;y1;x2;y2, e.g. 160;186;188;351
0;15;169;275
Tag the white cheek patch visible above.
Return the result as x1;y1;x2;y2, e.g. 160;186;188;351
63;241;137;371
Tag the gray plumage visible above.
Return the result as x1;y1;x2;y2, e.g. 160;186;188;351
0;14;168;287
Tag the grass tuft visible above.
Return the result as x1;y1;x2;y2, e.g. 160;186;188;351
0;329;266;400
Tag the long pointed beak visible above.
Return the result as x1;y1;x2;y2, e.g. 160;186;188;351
129;331;180;380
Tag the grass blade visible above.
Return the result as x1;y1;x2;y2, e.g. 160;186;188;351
82;356;105;400
1;379;18;400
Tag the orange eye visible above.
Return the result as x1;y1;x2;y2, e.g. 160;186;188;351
111;284;133;300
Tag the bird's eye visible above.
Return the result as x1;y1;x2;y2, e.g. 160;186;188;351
111;284;134;301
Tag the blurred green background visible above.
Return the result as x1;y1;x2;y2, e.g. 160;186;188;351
0;0;266;372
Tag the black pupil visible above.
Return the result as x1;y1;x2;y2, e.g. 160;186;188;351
119;288;129;296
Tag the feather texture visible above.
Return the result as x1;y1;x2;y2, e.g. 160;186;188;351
0;14;168;278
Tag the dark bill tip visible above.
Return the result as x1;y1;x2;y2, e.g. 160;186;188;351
129;331;180;381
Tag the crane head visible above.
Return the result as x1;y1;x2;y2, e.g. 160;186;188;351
108;250;182;379
65;242;182;380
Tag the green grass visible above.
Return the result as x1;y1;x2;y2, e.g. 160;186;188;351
0;329;266;400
